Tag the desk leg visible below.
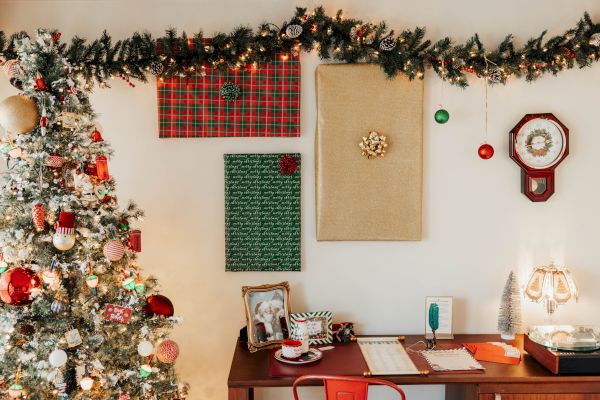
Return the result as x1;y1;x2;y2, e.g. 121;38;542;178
446;384;478;400
228;388;254;400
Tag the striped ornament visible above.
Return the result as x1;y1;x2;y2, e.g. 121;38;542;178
32;203;45;231
2;59;19;79
290;311;333;345
46;153;64;169
118;394;131;400
103;239;125;262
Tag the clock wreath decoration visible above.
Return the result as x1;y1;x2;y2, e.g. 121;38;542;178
1;7;600;88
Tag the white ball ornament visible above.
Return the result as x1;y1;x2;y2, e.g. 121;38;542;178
80;376;94;391
0;95;39;134
49;349;68;368
53;232;76;251
137;340;154;357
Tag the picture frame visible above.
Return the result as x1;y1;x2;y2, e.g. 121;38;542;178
242;281;292;352
290;311;333;345
424;296;454;339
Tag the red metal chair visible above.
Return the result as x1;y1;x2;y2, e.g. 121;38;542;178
292;374;406;400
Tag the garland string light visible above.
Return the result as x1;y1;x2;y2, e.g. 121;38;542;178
1;7;600;88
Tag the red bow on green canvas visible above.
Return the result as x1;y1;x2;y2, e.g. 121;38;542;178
157;54;300;138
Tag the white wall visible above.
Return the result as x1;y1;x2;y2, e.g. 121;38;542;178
2;1;600;399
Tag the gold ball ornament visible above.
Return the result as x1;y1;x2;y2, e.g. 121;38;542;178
0;95;39;134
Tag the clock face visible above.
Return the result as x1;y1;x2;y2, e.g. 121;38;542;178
514;118;566;169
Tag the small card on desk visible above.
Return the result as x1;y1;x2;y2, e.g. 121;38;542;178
421;348;485;372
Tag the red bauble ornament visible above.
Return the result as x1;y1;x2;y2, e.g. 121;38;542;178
118;393;130;400
103;240;125;262
95;156;109;181
32;203;45;232
144;294;174;317
91;129;104;143
156;339;180;363
478;143;494;159
35;72;48;91
83;163;97;176
128;229;142;253
278;155;298;175
0;267;41;306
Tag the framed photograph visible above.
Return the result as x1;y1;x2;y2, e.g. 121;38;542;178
424;296;454;339
291;311;333;345
242;281;291;352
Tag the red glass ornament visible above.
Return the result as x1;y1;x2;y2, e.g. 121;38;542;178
278;155;298;175
128;229;142;253
478;143;494;159
83;163;97;176
95;156;109;181
91;129;104;143
32;203;45;232
35;72;48;91
0;267;41;306
144;294;174;317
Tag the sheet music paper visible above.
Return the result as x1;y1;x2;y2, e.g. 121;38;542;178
357;337;420;375
421;348;484;372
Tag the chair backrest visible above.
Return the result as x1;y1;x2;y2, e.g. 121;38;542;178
292;374;406;400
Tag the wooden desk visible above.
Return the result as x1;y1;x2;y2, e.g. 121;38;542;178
227;334;600;400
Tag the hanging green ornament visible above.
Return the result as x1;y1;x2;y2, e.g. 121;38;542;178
119;219;129;232
220;82;240;101
138;364;152;378
434;109;450;124
134;283;146;294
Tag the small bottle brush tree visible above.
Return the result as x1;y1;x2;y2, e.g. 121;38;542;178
497;271;523;340
0;30;187;399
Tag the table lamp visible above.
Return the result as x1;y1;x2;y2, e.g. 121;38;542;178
525;264;578;323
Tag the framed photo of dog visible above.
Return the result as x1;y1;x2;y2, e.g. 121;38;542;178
242;281;291;352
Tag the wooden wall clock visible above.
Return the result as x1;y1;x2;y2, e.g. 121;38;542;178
509;113;569;202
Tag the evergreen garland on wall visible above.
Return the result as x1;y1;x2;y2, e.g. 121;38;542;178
1;7;600;88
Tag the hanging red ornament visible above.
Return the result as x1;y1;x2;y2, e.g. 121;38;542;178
95;156;109;181
103;240;125;262
52;32;62;42
144;294;174;317
35;72;48;91
83;162;97;176
118;393;131;400
128;229;142;253
91;129;104;143
0;267;41;306
156;340;180;363
53;211;76;251
47;153;64;169
278;155;298;175
478;143;495;159
40;107;47;135
32;203;45;232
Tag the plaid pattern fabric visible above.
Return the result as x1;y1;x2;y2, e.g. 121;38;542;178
157;55;301;137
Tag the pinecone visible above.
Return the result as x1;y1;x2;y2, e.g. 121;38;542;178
149;61;164;76
285;24;303;39
380;36;397;51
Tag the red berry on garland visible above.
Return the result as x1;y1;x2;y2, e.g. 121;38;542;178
156;339;180;363
35;72;48;91
144;294;174;317
478;143;494;159
279;155;298;175
32;203;45;232
52;32;61;42
0;267;41;306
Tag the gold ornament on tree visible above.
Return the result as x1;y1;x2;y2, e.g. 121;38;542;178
0;95;39;134
359;130;388;159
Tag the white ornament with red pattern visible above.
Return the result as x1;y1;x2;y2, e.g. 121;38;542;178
103;239;125;262
156;339;180;363
32;203;45;231
46;153;64;169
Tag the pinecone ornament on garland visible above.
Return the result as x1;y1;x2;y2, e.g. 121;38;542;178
220;82;240;101
380;36;397;51
285;24;303;39
149;61;164;76
487;68;503;83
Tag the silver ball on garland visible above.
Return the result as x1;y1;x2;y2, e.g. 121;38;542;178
379;36;397;51
589;32;600;47
51;297;69;314
285;24;303;39
487;68;503;84
149;61;164;76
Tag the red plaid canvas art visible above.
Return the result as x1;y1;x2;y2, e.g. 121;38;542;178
157;54;300;137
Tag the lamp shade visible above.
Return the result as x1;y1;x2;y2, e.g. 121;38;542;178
525;264;578;314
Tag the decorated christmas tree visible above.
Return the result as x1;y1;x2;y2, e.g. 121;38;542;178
0;31;186;399
497;271;523;340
